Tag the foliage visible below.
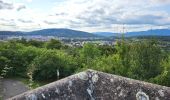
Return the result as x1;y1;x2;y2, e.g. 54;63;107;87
98;45;116;56
150;55;170;86
80;43;101;59
45;39;64;49
127;40;164;80
0;42;27;77
29;50;77;81
0;38;169;87
75;43;102;71
91;54;124;75
11;38;44;48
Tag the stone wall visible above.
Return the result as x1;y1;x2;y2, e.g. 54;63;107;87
9;70;170;100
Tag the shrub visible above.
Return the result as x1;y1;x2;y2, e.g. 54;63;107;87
150;56;170;86
29;50;77;81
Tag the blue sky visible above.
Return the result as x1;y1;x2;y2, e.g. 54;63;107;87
0;0;170;32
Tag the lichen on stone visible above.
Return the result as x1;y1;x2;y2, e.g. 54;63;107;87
92;74;99;83
116;86;121;90
87;88;95;100
41;93;45;99
55;88;60;94
136;91;149;100
119;89;126;97
68;81;72;87
155;97;160;100
77;72;88;81
26;94;37;100
110;78;114;82
158;89;164;97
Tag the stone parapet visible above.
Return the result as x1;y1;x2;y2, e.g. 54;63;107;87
9;70;170;100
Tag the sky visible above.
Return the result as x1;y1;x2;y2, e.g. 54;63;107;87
0;0;170;33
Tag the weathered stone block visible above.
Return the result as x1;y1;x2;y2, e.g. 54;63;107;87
9;70;170;100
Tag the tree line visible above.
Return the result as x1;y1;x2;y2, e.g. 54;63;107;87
0;38;169;87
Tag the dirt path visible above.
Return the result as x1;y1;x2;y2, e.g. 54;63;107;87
0;79;29;100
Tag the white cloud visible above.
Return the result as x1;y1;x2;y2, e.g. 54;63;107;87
0;0;170;32
16;4;26;11
26;0;32;3
47;0;170;32
150;0;170;4
0;0;13;10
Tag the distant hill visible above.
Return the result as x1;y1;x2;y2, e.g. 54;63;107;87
93;32;119;37
125;29;170;37
0;28;101;38
0;31;23;36
1;28;170;38
93;29;170;37
25;28;100;38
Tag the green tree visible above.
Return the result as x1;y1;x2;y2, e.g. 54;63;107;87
128;40;164;80
45;39;63;49
92;54;124;75
150;55;170;86
98;45;116;56
0;42;26;77
79;43;101;69
29;50;77;81
80;43;101;59
27;40;44;47
114;40;131;76
0;56;10;77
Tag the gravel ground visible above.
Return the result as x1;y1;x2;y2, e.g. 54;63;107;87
0;79;29;100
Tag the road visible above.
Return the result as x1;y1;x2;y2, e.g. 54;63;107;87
0;79;29;100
